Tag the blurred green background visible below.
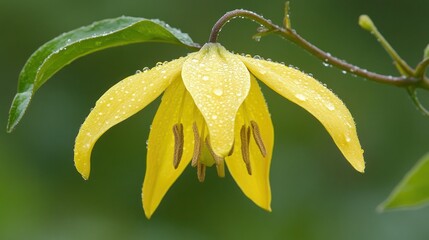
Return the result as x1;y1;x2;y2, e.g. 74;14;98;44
1;0;428;239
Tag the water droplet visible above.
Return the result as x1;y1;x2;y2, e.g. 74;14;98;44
322;62;331;67
257;26;268;32
342;70;347;74
253;36;261;42
345;135;351;142
156;62;163;67
325;102;335;111
295;93;307;101
136;70;142;74
142;67;150;72
253;55;262;60
213;88;223;96
211;115;218;120
202;75;209;81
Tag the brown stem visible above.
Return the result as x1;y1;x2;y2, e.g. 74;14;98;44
209;9;426;89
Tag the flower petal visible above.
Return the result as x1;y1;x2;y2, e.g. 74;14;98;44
74;57;186;179
142;79;196;219
182;43;250;156
239;56;365;172
225;76;273;211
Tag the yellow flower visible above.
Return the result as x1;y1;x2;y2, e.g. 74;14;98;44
74;43;365;218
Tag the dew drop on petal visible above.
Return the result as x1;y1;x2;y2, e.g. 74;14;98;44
202;75;209;81
253;55;262;60
212;115;218;120
345;134;351;143
213;88;223;96
325;102;335;111
295;93;307;101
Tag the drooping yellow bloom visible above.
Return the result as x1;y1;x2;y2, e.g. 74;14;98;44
74;43;365;218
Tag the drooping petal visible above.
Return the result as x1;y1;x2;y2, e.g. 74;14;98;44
225;76;273;211
142;79;196;219
238;56;365;172
74;57;186;179
182;43;250;156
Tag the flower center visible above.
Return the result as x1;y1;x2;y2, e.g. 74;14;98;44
190;122;227;182
172;119;267;182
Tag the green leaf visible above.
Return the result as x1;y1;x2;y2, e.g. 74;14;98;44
379;152;429;211
7;17;199;132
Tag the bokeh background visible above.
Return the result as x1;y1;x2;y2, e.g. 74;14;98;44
1;0;428;239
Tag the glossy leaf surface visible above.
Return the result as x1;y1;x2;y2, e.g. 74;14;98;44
7;17;197;132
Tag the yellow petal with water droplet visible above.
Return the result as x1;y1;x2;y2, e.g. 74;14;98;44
225;76;273;211
74;57;186;180
182;43;250;156
239;56;365;172
142;79;195;219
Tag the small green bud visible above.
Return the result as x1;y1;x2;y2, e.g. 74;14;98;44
283;1;291;29
359;15;376;32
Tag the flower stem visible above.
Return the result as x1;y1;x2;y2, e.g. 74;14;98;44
208;10;274;43
209;9;428;90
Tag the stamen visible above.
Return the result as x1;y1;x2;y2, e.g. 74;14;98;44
240;125;252;175
191;122;201;167
250;120;267;157
216;159;225;178
172;123;184;169
205;136;225;166
197;162;206;182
